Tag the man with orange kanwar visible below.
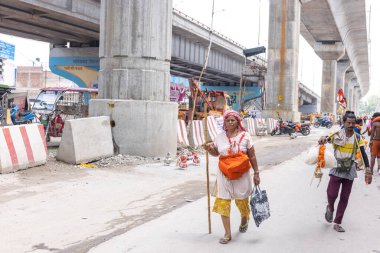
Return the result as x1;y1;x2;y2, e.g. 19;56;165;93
318;111;371;233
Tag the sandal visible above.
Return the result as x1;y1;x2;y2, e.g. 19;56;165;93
325;205;333;223
239;222;249;233
333;224;345;232
219;236;232;244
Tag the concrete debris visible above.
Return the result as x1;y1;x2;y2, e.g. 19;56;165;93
93;154;161;167
49;150;58;158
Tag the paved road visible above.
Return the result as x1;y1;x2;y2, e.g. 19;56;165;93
2;127;367;253
89;138;380;253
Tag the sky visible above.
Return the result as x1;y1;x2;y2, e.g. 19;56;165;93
0;0;378;100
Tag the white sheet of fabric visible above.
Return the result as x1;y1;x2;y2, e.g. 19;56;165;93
214;131;253;200
305;146;319;165
324;149;336;168
304;146;336;168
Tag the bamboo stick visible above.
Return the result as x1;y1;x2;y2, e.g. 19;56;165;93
203;103;211;234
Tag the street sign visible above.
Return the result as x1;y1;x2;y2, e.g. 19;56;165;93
0;40;15;60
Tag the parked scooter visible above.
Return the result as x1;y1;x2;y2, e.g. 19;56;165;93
10;104;38;125
313;118;333;128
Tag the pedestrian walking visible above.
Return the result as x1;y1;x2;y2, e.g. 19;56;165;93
354;118;363;134
203;110;260;244
318;111;371;232
370;112;380;174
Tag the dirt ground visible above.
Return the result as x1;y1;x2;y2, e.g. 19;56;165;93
0;127;332;253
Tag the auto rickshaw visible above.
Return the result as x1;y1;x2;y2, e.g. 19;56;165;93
31;87;98;142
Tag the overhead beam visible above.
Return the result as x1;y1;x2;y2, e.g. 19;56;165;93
0;26;62;43
0;18;92;43
0;4;99;39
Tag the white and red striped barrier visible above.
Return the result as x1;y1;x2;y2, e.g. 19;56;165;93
190;120;205;146
0;124;47;174
244;118;256;136
177;120;190;146
207;116;218;141
255;118;268;135
266;118;278;133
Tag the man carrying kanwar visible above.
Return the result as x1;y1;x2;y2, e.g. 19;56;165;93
318;111;371;233
370;112;380;174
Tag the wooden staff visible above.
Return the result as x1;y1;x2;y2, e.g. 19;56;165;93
203;103;211;234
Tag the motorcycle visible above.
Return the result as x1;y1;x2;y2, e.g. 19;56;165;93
10;104;38;125
295;122;311;136
313;118;333;128
271;119;296;136
271;119;310;137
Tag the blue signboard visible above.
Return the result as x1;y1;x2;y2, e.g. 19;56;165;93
0;40;15;60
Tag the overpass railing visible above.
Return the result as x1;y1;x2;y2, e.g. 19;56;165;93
173;8;267;66
173;8;246;49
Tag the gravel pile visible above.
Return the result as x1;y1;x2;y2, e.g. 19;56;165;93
93;154;161;167
48;146;206;168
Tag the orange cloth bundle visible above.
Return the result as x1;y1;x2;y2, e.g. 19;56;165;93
219;152;251;180
219;132;251;180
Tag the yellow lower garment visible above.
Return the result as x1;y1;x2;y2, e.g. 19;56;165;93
212;197;250;219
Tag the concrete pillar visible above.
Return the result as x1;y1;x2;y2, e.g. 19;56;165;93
352;87;357;112
321;60;337;114
344;72;355;95
347;78;357;111
90;0;178;157
353;87;361;113
336;60;350;93
347;88;353;111
314;42;344;116
264;0;301;121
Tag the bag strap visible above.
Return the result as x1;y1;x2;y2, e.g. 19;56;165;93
227;132;246;153
350;133;358;160
252;185;261;195
251;185;260;195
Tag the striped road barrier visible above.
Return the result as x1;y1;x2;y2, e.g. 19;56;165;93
0;124;47;174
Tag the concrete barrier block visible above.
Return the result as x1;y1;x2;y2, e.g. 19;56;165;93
0;124;47;174
56;116;114;164
90;100;177;157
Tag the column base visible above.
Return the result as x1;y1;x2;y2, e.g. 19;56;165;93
262;110;300;122
90;99;178;157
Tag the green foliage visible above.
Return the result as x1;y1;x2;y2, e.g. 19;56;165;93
359;95;379;115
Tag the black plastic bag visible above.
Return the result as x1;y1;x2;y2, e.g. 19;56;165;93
250;185;270;227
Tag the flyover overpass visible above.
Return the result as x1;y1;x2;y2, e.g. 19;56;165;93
265;0;369;119
5;0;367;156
0;0;320;113
0;0;259;86
0;0;368;117
300;0;369;111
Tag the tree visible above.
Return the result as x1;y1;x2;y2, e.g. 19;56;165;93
359;95;379;115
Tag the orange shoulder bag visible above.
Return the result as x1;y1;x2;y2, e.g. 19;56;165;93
218;133;251;180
